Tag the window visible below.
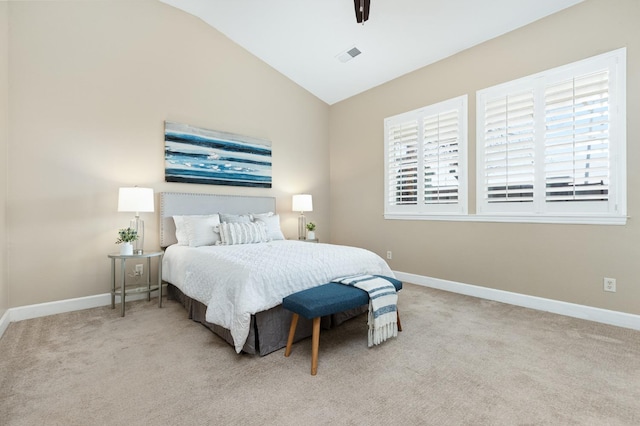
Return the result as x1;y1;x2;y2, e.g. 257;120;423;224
384;95;468;219
477;48;626;224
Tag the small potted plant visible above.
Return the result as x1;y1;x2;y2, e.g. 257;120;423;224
116;227;138;255
306;222;316;240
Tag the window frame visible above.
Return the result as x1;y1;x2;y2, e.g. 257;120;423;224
475;48;626;225
384;95;468;220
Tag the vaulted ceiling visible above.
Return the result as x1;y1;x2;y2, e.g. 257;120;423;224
160;0;584;105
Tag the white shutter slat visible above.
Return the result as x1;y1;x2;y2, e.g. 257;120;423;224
422;107;461;205
387;120;419;206
544;70;610;203
482;90;535;203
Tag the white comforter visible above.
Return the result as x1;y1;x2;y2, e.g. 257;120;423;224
162;240;394;353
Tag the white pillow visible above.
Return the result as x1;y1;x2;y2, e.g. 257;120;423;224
217;222;269;245
219;213;252;223
250;211;274;221
183;214;221;247
253;214;284;241
172;215;189;245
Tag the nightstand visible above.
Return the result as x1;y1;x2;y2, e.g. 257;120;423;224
303;239;319;243
108;251;163;317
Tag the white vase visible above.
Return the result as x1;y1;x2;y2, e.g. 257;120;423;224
307;231;316;240
120;242;133;256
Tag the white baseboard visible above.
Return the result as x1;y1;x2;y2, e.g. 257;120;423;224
2;275;638;343
395;271;640;331
9;293;113;322
3;291;156;330
0;309;10;339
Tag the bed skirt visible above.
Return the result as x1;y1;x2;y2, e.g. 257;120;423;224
166;283;368;356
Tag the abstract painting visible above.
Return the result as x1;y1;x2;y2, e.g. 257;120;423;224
164;121;272;188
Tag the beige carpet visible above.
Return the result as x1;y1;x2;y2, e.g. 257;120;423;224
1;283;639;425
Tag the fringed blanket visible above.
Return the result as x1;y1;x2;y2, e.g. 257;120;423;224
331;274;398;347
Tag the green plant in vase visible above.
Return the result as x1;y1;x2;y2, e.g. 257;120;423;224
116;228;138;244
306;222;316;240
116;227;138;255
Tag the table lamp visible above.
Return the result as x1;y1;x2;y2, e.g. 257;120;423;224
118;187;154;254
292;194;313;240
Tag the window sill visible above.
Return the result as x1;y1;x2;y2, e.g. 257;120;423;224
384;213;627;225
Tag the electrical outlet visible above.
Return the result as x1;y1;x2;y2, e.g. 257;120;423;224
386;251;392;260
603;277;616;292
134;264;144;276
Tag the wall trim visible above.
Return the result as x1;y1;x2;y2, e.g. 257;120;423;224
0;310;10;339
0;291;155;340
9;293;113;322
395;271;640;331
2;275;638;342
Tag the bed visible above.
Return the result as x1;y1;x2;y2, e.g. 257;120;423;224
160;192;395;356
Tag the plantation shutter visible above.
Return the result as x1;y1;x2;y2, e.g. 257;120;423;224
385;95;467;217
481;90;535;203
387;119;419;206
477;48;624;222
544;70;610;203
423;109;460;204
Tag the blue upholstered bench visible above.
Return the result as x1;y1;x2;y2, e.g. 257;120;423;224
283;275;402;375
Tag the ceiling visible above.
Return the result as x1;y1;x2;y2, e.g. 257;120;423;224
160;0;584;105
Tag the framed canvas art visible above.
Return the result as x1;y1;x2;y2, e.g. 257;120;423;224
164;121;272;188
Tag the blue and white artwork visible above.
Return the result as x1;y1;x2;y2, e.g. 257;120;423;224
164;121;272;188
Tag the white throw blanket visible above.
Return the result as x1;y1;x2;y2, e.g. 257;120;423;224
331;274;398;347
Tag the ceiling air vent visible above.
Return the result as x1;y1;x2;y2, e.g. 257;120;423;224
336;46;362;63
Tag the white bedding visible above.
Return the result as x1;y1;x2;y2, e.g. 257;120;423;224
162;240;394;353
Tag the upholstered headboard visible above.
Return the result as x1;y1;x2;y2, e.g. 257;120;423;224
159;192;277;248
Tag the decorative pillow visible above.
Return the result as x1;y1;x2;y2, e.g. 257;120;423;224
217;222;269;245
183;214;221;247
219;213;252;224
250;211;274;221
253;214;285;241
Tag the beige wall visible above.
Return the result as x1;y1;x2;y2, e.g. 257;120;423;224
329;0;640;315
6;1;329;307
0;2;8;316
6;0;639;319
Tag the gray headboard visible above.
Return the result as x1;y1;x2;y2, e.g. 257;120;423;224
160;192;277;247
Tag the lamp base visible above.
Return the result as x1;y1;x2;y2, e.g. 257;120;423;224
130;216;145;255
298;213;307;240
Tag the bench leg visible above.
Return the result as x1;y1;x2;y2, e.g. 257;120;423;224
311;317;320;376
397;309;403;332
284;313;299;357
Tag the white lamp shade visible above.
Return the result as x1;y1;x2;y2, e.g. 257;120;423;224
118;187;155;213
292;194;313;212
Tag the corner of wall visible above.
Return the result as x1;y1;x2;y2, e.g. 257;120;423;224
0;0;9;316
